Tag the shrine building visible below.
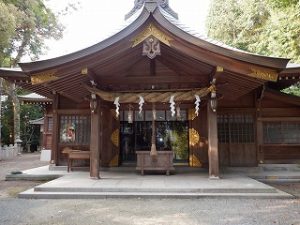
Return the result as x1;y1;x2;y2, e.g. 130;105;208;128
1;0;300;179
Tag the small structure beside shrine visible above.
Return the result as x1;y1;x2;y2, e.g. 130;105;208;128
0;0;300;179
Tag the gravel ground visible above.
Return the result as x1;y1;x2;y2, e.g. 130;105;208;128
0;153;48;198
0;153;299;225
0;198;299;225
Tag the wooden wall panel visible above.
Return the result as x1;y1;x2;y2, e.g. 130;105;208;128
260;108;300;117
100;107;110;166
263;146;300;163
219;144;229;166
229;144;257;166
219;92;255;108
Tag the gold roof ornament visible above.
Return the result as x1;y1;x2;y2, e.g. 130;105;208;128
132;23;172;47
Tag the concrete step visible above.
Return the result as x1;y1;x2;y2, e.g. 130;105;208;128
33;186;278;194
5;174;60;181
19;188;293;199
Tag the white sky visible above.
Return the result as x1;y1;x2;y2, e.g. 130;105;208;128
39;0;211;61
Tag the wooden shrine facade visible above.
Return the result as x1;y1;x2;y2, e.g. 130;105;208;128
1;1;300;179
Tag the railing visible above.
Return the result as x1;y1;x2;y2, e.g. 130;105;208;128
0;145;19;160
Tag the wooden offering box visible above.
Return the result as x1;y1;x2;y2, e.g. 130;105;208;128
136;151;175;175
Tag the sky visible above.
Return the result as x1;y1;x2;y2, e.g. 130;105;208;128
39;0;211;61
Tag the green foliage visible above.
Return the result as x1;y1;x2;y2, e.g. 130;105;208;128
206;0;300;95
282;84;300;96
0;2;17;64
20;104;43;149
1;98;14;145
170;122;189;160
1;98;43;146
0;0;64;66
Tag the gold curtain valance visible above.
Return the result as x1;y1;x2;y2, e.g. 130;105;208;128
86;85;215;103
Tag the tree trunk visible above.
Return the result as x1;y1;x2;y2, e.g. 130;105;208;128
10;83;21;149
0;78;3;150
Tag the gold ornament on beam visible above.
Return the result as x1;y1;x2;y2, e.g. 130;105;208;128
31;70;57;85
248;68;278;82
132;23;172;47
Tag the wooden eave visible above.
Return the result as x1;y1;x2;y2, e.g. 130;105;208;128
264;88;300;106
0;69;29;81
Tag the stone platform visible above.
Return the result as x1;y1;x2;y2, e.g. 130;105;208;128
18;166;293;199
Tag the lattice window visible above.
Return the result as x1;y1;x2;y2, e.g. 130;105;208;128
218;114;255;143
47;117;53;132
59;115;90;145
263;122;300;144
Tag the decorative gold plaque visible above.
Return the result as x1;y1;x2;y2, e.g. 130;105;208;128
189;154;202;167
189;128;200;147
188;109;197;121
111;129;119;147
248;68;278;82
109;154;119;167
31;70;57;85
132;23;172;47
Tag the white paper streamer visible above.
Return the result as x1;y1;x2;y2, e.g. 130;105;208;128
194;95;201;116
169;95;175;117
113;97;120;117
138;96;144;114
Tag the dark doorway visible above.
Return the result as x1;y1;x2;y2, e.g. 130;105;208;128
120;111;189;165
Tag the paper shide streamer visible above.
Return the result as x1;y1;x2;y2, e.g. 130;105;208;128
114;96;120;117
138;96;144;114
194;95;201;116
169;95;175;117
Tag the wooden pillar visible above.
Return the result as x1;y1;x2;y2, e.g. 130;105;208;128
207;101;219;179
90;98;101;179
256;119;264;163
51;93;59;165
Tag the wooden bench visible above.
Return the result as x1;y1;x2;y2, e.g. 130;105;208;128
62;149;90;172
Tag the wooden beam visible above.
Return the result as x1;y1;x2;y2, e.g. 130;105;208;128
150;59;156;76
90;98;101;179
98;75;205;85
207;101;219;179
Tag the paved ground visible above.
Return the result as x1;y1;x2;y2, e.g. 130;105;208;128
0;153;299;225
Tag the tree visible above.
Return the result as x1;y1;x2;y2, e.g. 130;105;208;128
0;0;72;146
206;0;300;96
0;0;64;67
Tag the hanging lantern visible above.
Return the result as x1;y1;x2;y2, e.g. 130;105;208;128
90;93;97;114
210;90;217;112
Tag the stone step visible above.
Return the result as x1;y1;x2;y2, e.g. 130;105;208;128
33;186;278;194
249;174;300;183
19;188;293;199
259;164;300;172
